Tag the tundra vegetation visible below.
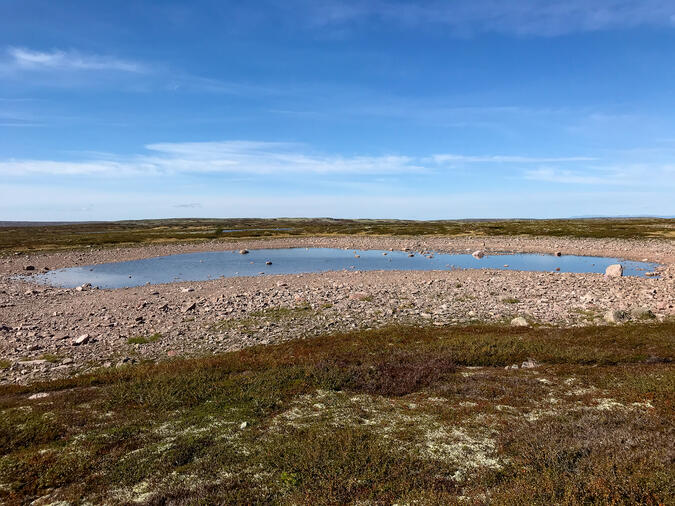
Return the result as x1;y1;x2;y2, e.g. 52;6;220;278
0;323;672;504
1;217;674;253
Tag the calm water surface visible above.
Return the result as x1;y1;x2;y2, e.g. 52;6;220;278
31;248;659;289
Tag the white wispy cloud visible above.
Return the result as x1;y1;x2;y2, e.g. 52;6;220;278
525;165;675;185
299;0;675;36
2;140;667;190
4;47;146;73
0;47;283;96
431;154;595;164
0;141;426;176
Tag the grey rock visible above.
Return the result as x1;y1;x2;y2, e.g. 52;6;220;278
603;309;628;324
630;307;655;320
605;264;623;277
28;392;50;400
521;358;539;369
510;316;529;327
73;334;90;345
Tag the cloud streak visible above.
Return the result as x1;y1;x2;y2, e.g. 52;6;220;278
525;165;675;185
431;154;595;164
4;47;146;73
1;140;669;192
298;0;675;36
0;141;426;176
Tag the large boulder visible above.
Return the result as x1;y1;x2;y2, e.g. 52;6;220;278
605;264;623;277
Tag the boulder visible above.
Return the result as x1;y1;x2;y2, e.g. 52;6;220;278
510;316;529;327
603;309;628;324
24;265;35;271
472;250;485;259
239;249;249;255
630;307;655;320
605;264;623;277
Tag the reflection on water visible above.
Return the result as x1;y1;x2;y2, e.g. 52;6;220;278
31;248;659;289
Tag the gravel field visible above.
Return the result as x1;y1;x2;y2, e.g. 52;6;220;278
1;235;673;384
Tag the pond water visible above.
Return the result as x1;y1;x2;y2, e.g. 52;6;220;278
30;248;659;289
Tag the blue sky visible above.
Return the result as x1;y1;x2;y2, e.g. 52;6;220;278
1;0;675;220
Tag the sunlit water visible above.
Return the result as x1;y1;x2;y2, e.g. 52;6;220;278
30;248;659;289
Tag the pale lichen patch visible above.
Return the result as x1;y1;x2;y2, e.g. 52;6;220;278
270;389;505;481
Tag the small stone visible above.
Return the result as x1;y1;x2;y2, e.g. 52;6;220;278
24;265;35;271
28;392;50;400
239;421;248;429
555;251;562;257
349;292;370;301
510;316;529;327
180;287;194;293
521;358;539;369
605;264;623;277
18;359;47;366
239;249;249;255
73;334;90;345
182;302;197;313
266;261;272;265
472;250;485;259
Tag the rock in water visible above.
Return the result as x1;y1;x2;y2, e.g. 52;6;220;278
605;264;623;277
239;249;249;255
472;250;485;259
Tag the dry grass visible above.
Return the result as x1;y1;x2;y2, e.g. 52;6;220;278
1;217;673;253
0;323;673;504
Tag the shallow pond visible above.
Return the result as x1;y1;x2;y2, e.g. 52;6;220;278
30;248;659;289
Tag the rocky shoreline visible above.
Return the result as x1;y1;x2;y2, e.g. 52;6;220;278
1;235;673;384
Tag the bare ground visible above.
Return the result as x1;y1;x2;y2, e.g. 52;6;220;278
1;236;673;384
